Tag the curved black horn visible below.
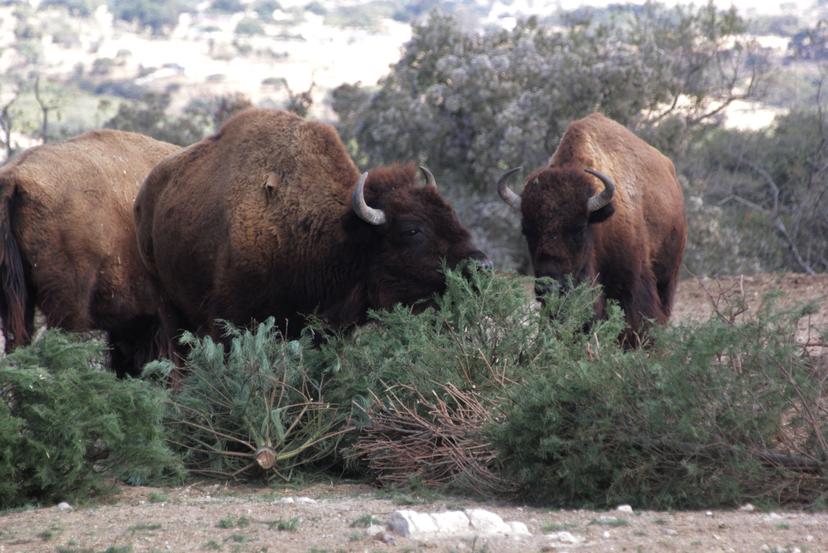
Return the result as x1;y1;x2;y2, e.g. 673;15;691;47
419;165;437;188
352;172;386;225
584;168;616;213
497;167;522;211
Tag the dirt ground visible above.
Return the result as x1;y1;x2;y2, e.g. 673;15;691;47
1;273;827;553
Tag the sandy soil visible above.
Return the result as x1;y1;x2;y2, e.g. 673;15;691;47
1;273;826;553
1;482;826;553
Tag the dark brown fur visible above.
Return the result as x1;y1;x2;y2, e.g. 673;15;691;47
0;130;180;375
135;108;488;340
518;113;687;340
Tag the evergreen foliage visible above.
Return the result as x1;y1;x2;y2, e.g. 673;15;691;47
0;331;183;510
316;268;827;508
150;319;347;481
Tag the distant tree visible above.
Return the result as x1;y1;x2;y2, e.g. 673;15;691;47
39;0;101;16
787;20;828;61
685;96;828;274
33;76;62;144
305;1;325;16
104;93;204;146
210;0;243;13
182;92;253;132
107;0;195;34
284;83;314;118
235;17;264;35
253;0;281;20
0;84;22;163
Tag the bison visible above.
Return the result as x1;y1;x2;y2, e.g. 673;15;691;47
497;112;687;342
134;108;490;342
0;129;180;375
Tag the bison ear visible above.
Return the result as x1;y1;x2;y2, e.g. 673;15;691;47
588;202;615;224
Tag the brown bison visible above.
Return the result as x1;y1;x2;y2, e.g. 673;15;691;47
0;130;180;375
134;108;490;341
497;112;687;341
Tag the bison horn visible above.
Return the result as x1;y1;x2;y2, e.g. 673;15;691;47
352;171;387;226
585;168;616;213
419;165;437;188
497;167;523;211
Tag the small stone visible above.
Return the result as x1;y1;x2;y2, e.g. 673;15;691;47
705;511;713;517
602;531;610;539
663;528;678;536
507;521;531;536
806;535;814;542
388;510;439;538
296;497;317;504
57;502;72;511
545;531;585;544
464;509;510;534
365;524;385;536
616;504;633;513
738;503;755;512
374;531;396;545
431;511;471;535
277;497;295;504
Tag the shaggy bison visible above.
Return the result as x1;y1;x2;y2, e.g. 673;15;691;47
134;108;490;341
0;130;180;375
498;112;687;341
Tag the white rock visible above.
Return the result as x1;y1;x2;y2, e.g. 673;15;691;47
507;521;531;536
57;502;72;511
602;531;610;539
388;510;439;538
739;503;755;512
616;504;633;513
663;528;679;536
545;531;585;544
464;508;510;534
296;497;317;504
277;497;295;504
806;535;814;542
431;511;471;535
705;511;713;517
365;524;385;536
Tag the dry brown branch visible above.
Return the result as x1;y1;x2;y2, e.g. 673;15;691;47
350;383;515;496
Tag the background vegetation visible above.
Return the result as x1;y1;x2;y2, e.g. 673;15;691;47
1;0;826;275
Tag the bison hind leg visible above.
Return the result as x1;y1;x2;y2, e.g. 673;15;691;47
108;315;162;378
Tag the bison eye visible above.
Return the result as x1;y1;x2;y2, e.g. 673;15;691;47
402;228;421;237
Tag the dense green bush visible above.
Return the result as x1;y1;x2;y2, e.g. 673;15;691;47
681;108;828;275
314;268;826;508
493;293;826;507
0;331;183;510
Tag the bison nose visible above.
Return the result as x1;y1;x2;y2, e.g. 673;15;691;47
534;279;561;300
467;250;493;272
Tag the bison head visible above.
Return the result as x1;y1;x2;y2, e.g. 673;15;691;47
346;163;490;314
498;166;615;300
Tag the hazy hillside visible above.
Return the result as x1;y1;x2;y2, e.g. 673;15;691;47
0;0;822;152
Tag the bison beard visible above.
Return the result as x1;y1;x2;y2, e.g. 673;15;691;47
498;112;687;344
134;109;490;352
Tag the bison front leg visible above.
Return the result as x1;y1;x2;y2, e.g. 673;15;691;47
621;271;668;347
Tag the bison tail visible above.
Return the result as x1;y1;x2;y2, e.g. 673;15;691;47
0;180;29;350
